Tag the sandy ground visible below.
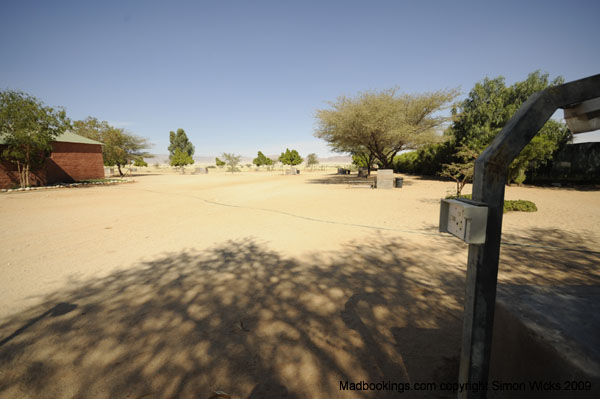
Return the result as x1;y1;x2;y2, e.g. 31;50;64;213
0;170;599;398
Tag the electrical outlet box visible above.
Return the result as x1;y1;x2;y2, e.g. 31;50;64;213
439;198;488;244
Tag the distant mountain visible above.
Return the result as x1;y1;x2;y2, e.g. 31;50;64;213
318;155;352;163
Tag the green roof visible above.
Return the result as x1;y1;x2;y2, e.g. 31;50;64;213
55;130;104;145
0;130;103;145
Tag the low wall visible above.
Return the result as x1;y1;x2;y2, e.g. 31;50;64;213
488;285;600;398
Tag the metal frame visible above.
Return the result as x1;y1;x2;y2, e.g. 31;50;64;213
458;74;600;399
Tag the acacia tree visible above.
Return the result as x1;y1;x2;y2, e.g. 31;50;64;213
351;147;376;175
73;117;151;176
222;153;241;173
279;148;303;166
100;128;151;176
306;153;319;169
0;90;70;187
440;145;479;196
315;87;458;169
168;128;194;172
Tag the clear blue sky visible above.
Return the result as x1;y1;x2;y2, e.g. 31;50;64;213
1;0;599;156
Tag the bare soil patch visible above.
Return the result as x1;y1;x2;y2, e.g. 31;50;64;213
1;171;598;398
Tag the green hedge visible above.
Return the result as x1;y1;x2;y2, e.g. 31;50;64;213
394;142;454;175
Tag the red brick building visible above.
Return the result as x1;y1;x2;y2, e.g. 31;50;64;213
0;131;104;189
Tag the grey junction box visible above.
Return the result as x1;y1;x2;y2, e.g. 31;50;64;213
439;198;488;244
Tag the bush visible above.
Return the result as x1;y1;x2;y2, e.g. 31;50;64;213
394;141;454;175
394;151;419;173
503;200;538;213
445;194;537;213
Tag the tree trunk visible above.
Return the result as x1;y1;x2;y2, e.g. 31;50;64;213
17;162;24;188
117;163;123;176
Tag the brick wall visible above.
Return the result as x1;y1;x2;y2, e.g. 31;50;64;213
0;142;104;188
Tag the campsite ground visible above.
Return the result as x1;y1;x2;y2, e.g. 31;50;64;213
1;170;599;398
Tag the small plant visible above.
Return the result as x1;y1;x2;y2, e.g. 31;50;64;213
503;199;538;213
440;145;479;196
445;194;537;213
222;153;241;173
215;157;226;167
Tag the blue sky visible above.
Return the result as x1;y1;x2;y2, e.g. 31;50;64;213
1;0;599;156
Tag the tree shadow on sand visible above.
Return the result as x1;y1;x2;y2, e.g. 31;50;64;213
0;236;465;399
0;229;597;399
305;174;376;186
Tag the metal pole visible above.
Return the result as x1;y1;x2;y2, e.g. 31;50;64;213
457;74;600;399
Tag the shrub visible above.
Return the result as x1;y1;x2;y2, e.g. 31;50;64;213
393;151;419;173
445;194;537;213
393;141;454;175
503;200;538;213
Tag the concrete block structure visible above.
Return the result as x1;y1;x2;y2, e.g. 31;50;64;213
376;169;394;189
488;285;600;399
0;131;104;188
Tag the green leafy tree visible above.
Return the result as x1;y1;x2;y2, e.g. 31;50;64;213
222;152;241;173
215;157;226;167
306;153;319;169
279;148;303;166
253;151;273;167
449;71;569;184
73;117;152;176
508;119;570;184
315;87;458;169
101;128;151;176
168;128;194;171
440;145;479;196
351;149;376;175
72;117;107;142
134;157;148;167
0;90;70;187
170;148;194;172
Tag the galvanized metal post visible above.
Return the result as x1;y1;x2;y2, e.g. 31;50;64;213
457;74;600;399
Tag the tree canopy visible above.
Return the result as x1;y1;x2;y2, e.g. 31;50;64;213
0;90;70;187
448;70;569;184
168;128;194;170
306;153;319;168
73;117;152;176
279;148;303;166
314;87;458;168
253;151;273;167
